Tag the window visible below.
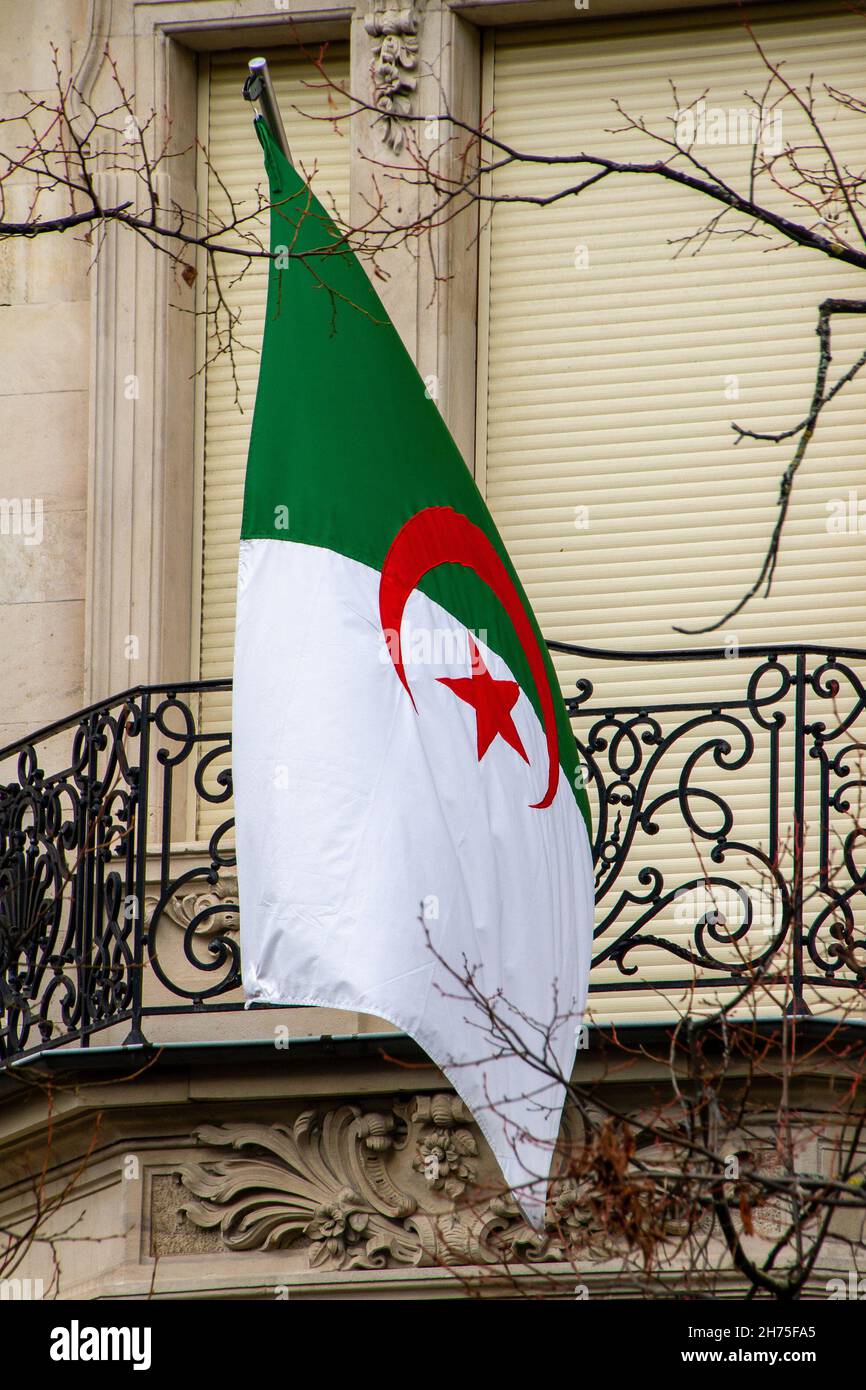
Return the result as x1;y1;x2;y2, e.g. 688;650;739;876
479;4;865;1018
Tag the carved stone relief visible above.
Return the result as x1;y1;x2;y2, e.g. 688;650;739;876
145;877;239;939
168;1093;585;1270
364;0;419;153
152;1096;837;1278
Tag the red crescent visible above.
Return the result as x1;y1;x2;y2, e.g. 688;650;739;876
378;506;559;810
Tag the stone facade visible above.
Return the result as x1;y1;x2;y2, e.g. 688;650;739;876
1;1038;864;1298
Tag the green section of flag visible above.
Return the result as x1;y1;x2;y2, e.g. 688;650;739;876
242;118;590;830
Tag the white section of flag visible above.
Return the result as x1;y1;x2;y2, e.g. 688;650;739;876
233;537;594;1224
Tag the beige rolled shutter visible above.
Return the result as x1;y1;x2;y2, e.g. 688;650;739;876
197;48;350;836
480;6;866;1021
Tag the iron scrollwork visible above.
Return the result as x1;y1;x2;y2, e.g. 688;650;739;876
0;646;864;1063
0;699;144;1058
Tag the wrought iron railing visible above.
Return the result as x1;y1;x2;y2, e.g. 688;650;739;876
0;644;864;1064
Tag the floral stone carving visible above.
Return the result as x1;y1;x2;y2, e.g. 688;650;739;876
177;1093;582;1271
364;0;418;153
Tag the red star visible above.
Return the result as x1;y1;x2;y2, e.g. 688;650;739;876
437;637;529;765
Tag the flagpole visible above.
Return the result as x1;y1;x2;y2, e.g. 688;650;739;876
243;57;293;165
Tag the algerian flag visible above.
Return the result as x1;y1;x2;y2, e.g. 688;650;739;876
234;118;594;1225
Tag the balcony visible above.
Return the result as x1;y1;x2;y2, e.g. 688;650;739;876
1;642;864;1067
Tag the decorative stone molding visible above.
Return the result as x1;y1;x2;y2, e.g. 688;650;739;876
364;0;419;153
145;876;239;938
174;1093;588;1270
70;0;113;119
171;1099;807;1276
83;13;198;705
